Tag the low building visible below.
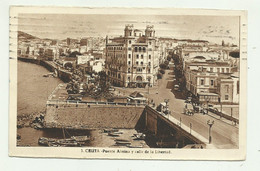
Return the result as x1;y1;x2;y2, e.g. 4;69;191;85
127;91;147;104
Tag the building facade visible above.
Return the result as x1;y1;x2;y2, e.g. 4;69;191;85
105;25;158;87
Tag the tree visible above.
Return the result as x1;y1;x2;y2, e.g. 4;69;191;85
69;51;81;57
157;73;163;79
159;63;167;69
159;69;165;74
229;51;240;58
164;60;169;66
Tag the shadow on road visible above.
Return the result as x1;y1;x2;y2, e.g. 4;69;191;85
170;88;186;100
166;81;174;89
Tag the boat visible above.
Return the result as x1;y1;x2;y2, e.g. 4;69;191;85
103;128;119;133
115;141;131;146
108;132;120;137
71;136;90;142
38;137;56;142
38;137;81;147
114;138;130;142
57;140;78;147
126;144;144;148
43;72;54;77
133;133;146;140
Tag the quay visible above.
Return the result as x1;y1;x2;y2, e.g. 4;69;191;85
18;56;72;82
43;83;211;148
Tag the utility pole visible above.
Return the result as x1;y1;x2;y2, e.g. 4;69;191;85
190;123;192;134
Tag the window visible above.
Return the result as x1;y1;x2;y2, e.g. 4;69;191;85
217;68;220;73
129;40;131;44
149;55;151;59
141;54;143;59
226;68;229;73
148;62;151;66
201;79;204;85
143;47;146;52
222;68;225;73
211;80;214;86
135;47;138;52
128;54;131;58
128;76;130;80
129;31;132;36
128;61;131;65
139;47;142;52
148;69;151;73
150;33;152;37
136;61;139;65
141;62;143;65
237;81;239;94
137;68;142;72
128;68;130;73
136;54;139;59
210;68;213;72
225;95;229;100
225;85;229;93
149;41;152;45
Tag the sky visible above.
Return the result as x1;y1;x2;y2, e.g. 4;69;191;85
18;14;240;45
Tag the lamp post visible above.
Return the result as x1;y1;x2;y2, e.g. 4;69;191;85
205;96;211;114
190;123;192;134
164;99;169;116
207;120;214;144
147;78;151;94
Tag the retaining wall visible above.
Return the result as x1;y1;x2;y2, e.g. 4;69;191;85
44;103;145;129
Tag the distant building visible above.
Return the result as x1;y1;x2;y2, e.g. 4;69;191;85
216;73;239;104
77;54;94;65
105;24;158;87
80;38;88;46
67;38;71;46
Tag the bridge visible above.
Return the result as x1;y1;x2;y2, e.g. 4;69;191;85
144;105;211;148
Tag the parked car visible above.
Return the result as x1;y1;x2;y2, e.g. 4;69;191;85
185;97;192;103
183;103;194;115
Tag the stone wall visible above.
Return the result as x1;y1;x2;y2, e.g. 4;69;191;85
44;103;145;129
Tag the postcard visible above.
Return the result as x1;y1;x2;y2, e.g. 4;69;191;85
9;6;247;160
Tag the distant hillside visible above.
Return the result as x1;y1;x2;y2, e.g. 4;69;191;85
18;31;39;40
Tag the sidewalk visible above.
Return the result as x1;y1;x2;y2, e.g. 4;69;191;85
154;107;217;149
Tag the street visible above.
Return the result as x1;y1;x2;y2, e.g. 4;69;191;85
147;69;239;149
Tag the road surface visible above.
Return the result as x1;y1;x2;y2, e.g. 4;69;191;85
147;69;238;149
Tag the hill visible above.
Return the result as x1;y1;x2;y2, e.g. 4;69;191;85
18;31;39;40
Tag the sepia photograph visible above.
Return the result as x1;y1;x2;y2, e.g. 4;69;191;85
9;7;247;160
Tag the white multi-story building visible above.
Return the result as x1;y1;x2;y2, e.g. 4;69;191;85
105;24;159;87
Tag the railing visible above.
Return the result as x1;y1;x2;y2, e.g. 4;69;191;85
208;108;239;124
47;99;147;106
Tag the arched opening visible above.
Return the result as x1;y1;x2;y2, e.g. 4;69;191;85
136;76;142;82
136;76;143;88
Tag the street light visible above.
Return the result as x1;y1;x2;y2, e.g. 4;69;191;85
164;99;169;116
205;96;211;114
190;123;192;134
207;120;214;144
